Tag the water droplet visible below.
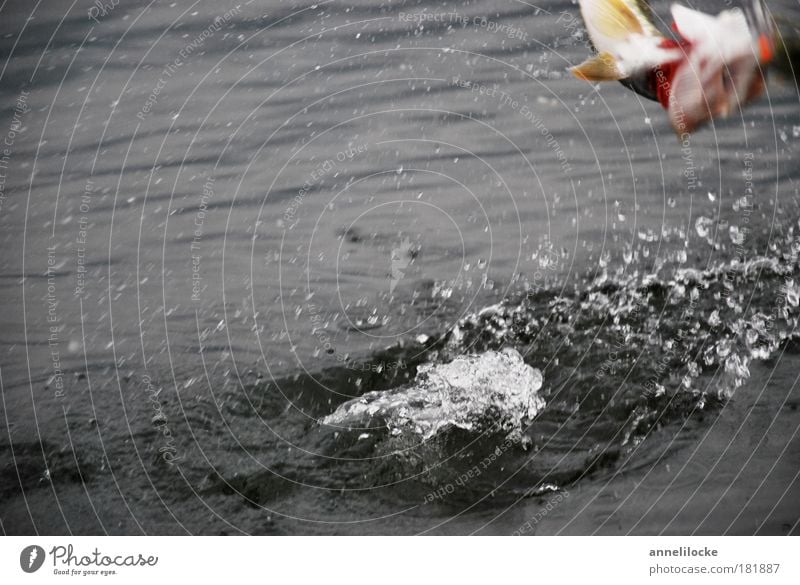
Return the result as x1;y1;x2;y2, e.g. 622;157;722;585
733;196;750;212
623;248;633;264
784;280;800;307
716;338;732;358
729;225;745;245
695;216;713;239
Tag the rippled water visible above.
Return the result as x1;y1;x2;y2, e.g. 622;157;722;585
1;0;799;535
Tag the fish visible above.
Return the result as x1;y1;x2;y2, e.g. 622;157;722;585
570;0;778;134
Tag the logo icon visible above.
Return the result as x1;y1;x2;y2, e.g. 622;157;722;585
20;545;45;573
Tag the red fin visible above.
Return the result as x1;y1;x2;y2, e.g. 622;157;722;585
759;34;774;63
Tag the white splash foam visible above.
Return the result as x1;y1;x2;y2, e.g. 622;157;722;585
322;348;545;443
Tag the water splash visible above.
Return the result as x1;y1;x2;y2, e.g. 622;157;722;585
418;230;800;451
322;348;545;444
302;228;800;490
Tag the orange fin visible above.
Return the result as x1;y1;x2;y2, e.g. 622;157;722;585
570;52;625;81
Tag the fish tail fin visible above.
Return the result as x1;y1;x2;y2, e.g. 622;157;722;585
572;0;666;82
570;52;625;81
580;0;660;42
